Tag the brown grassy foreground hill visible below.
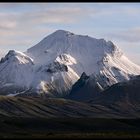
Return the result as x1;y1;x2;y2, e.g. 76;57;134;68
0;96;139;138
0;95;139;118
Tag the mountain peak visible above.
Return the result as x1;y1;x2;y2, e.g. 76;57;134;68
6;50;18;57
50;29;75;37
54;29;72;34
26;30;140;75
0;30;140;97
0;50;34;65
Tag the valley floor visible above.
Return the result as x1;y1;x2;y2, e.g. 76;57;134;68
0;117;140;139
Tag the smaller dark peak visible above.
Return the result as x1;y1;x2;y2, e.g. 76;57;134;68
69;72;90;96
80;72;89;80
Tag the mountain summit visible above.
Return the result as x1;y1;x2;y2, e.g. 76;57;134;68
0;30;140;96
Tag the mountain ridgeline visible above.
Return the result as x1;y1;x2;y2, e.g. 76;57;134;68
0;29;140;100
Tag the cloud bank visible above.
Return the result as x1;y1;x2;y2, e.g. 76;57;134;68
0;3;140;65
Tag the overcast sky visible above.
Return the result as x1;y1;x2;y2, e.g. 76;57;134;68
0;3;140;65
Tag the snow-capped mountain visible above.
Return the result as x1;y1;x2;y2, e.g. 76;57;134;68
0;30;140;96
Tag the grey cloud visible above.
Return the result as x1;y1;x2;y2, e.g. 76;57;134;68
106;28;140;43
0;3;140;53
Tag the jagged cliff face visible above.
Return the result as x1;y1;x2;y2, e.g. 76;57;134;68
0;30;140;96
